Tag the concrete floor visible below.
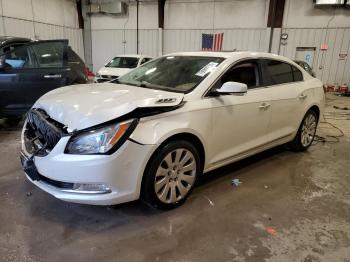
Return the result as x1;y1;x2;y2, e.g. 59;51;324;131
0;94;349;262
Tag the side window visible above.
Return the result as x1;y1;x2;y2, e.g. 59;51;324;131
30;42;65;68
292;65;303;81
1;43;26;55
216;60;260;89
264;60;293;85
140;58;151;65
67;47;83;65
2;46;35;69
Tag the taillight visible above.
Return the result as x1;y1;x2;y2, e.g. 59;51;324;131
83;66;95;78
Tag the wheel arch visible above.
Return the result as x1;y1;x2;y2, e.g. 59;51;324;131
308;104;320;120
140;132;206;197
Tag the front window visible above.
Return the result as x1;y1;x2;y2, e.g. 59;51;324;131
106;57;139;68
116;56;225;93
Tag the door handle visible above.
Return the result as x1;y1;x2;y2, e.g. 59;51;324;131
259;103;271;110
44;74;62;79
298;94;308;100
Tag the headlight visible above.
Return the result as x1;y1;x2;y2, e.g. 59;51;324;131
65;119;137;155
95;73;100;78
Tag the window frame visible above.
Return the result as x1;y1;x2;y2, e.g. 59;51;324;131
205;58;264;97
29;41;68;69
1;40;69;70
2;44;36;69
260;58;304;87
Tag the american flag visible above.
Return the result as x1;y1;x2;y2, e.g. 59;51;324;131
202;33;224;51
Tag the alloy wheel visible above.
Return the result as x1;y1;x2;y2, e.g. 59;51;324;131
154;148;197;204
301;113;317;147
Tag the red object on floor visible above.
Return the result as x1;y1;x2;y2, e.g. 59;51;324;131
338;84;348;94
266;227;277;236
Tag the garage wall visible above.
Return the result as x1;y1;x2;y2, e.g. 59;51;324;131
164;28;270;54
89;0;350;85
278;0;350;85
0;0;84;60
91;1;159;71
91;29;159;71
90;0;270;71
279;27;350;86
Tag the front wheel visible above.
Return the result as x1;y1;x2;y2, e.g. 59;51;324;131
289;109;318;151
142;140;200;209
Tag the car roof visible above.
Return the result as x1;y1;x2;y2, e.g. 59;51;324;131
0;36;32;46
114;54;152;59
166;51;294;63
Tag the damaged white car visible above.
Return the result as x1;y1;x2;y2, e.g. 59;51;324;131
20;52;324;209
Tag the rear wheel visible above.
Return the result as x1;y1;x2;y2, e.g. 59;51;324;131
289;109;318;151
142;140;200;209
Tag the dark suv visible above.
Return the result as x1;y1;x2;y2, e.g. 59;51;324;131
0;39;87;122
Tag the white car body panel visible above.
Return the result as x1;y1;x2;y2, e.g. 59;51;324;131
97;67;132;78
21;51;325;205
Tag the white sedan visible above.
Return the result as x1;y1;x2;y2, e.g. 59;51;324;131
20;52;324;209
94;54;153;83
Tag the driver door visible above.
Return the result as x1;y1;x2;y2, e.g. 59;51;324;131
206;59;272;166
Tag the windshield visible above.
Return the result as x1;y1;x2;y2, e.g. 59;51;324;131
116;56;225;93
106;57;139;68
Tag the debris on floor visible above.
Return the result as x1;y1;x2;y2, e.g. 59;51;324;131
231;178;242;187
204;196;214;206
264;185;269;189
266;227;277;236
26;192;32;197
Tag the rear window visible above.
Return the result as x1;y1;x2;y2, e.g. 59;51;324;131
67;47;83;64
292;65;303;81
265;60;293;85
30;42;65;68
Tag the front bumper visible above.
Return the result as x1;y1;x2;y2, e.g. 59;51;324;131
22;136;156;205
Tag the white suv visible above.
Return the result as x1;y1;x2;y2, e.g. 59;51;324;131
20;52;324;209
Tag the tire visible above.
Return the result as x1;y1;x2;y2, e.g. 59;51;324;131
142;140;201;210
289;109;318;152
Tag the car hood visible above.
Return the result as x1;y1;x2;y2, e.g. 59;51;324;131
98;67;132;77
34;83;184;131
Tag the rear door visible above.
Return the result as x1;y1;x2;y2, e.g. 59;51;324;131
0;40;69;116
261;59;305;142
28;40;71;95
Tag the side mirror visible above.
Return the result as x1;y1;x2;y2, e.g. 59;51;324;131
216;81;248;95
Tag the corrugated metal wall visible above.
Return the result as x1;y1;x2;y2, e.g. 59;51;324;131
164;28;270;54
91;28;270;71
279;27;350;86
91;29;159;71
0;16;84;61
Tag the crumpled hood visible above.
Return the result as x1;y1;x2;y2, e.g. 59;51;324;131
34;83;184;131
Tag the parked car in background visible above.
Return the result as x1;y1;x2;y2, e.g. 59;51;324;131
94;55;153;83
294;60;315;77
0;36;31;55
20;51;324;209
0;39;88;123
